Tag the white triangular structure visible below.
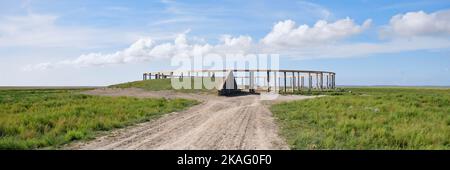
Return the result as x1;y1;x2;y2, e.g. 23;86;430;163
216;70;238;95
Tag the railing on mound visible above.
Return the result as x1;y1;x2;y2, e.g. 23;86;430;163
142;69;336;93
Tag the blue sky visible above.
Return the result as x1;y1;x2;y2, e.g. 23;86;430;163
0;0;449;86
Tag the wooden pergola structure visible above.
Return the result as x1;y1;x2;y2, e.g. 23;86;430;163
142;69;336;92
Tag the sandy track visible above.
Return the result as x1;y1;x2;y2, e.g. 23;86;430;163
69;88;316;150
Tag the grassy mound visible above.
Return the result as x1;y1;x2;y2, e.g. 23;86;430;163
110;78;216;93
271;87;450;149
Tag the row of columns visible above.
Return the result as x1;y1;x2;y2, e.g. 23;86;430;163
143;71;336;92
264;71;336;92
142;72;172;80
240;71;336;93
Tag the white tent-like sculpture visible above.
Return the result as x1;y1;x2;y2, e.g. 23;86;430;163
216;70;239;95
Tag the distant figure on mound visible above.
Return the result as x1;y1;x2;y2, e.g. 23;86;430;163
217;71;239;96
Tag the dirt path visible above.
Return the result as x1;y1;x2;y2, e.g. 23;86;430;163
69;88;316;150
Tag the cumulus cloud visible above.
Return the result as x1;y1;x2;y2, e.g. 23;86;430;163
382;10;450;37
24;32;255;70
24;12;450;71
262;18;371;46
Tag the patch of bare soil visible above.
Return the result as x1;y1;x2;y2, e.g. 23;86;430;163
69;88;316;150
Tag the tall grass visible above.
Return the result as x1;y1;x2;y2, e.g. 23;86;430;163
271;88;450;149
0;89;197;149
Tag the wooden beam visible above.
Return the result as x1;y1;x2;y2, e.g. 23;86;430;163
284;72;287;93
250;71;254;92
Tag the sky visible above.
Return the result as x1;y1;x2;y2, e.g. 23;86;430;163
0;0;449;86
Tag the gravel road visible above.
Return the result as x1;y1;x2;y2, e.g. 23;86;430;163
69;88;316;150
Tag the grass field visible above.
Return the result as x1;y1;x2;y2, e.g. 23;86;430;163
110;78;216;93
271;87;450;149
0;89;197;149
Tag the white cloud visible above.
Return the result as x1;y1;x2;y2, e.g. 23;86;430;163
24;13;450;71
25;32;255;70
382;10;450;37
262;18;372;46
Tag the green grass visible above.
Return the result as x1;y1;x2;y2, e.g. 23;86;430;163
110;78;216;93
0;89;197;149
278;88;347;96
271;87;450;149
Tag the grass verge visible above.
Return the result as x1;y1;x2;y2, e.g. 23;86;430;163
0;89;197;149
271;87;450;149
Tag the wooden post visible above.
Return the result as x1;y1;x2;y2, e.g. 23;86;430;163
267;71;270;92
330;74;333;89
274;72;277;92
301;76;304;89
292;72;295;92
308;73;312;90
320;73;323;90
278;76;281;90
316;73;319;89
284;72;287;93
333;73;336;89
297;72;300;91
326;75;329;89
249;71;254;93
